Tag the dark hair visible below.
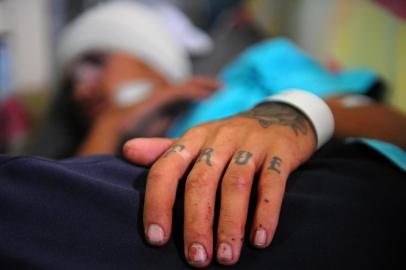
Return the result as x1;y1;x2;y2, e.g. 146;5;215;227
30;52;109;158
29;73;88;158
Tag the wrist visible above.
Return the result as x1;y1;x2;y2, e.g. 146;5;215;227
264;90;335;149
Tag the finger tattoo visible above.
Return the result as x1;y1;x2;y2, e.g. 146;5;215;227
197;148;214;166
234;151;253;165
268;156;283;174
163;144;185;158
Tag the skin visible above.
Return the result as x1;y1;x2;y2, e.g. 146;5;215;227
124;96;406;268
326;97;406;150
124;103;316;267
80;51;406;269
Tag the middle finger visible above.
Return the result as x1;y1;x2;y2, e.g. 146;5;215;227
216;144;265;265
184;133;237;267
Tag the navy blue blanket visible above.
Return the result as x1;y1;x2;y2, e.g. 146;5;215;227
1;141;405;269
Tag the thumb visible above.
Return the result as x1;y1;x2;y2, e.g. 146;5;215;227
123;137;175;166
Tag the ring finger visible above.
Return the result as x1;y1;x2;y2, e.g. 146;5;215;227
216;143;265;265
250;150;290;248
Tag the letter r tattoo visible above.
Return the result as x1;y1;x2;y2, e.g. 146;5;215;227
197;148;214;166
163;144;185;158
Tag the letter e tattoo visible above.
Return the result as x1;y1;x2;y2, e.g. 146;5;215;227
268;156;283;174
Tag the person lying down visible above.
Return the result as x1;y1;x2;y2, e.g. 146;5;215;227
1;90;405;269
11;1;406;269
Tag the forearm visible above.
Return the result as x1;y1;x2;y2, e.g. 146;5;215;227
77;91;178;155
77;120;122;155
326;96;406;149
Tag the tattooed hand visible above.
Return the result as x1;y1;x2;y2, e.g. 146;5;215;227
123;102;316;268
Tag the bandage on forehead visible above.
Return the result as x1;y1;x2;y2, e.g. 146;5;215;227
58;1;191;82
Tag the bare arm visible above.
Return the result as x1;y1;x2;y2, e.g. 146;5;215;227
124;100;317;267
77;90;176;155
123;92;405;268
77;77;221;156
326;96;406;149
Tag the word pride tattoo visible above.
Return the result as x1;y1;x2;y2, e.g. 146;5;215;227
163;144;185;158
268;156;283;174
234;151;253;165
239;103;308;136
197;148;214;166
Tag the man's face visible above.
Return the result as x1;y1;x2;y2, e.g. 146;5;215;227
70;52;168;121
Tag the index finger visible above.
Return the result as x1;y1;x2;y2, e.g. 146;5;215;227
143;130;206;245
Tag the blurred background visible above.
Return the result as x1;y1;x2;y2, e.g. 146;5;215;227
0;0;405;155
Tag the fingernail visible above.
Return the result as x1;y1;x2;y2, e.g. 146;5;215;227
146;224;164;245
217;242;233;263
254;228;267;247
188;243;207;265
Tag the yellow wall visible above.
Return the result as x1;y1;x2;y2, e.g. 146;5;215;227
327;0;406;112
247;0;406;112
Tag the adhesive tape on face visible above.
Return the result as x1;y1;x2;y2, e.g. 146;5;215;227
265;89;335;149
115;80;154;107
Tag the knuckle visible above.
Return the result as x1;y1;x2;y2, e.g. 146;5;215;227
218;218;245;240
185;125;207;137
273;134;301;155
259;171;285;187
256;215;278;233
146;200;172;215
208;126;240;147
149;161;187;183
222;215;244;231
215;123;240;138
185;230;210;242
257;177;273;190
220;216;236;229
224;172;251;192
148;166;167;182
281;140;300;155
215;124;233;135
185;172;210;192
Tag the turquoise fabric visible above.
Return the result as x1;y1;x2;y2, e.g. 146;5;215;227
345;138;406;173
167;38;377;137
166;38;406;173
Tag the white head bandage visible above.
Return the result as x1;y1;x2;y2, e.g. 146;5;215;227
58;1;191;82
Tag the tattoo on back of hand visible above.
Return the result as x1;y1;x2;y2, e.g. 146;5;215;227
197;148;214;166
163;144;185;158
239;103;308;136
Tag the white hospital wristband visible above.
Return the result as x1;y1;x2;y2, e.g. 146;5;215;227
264;89;335;149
